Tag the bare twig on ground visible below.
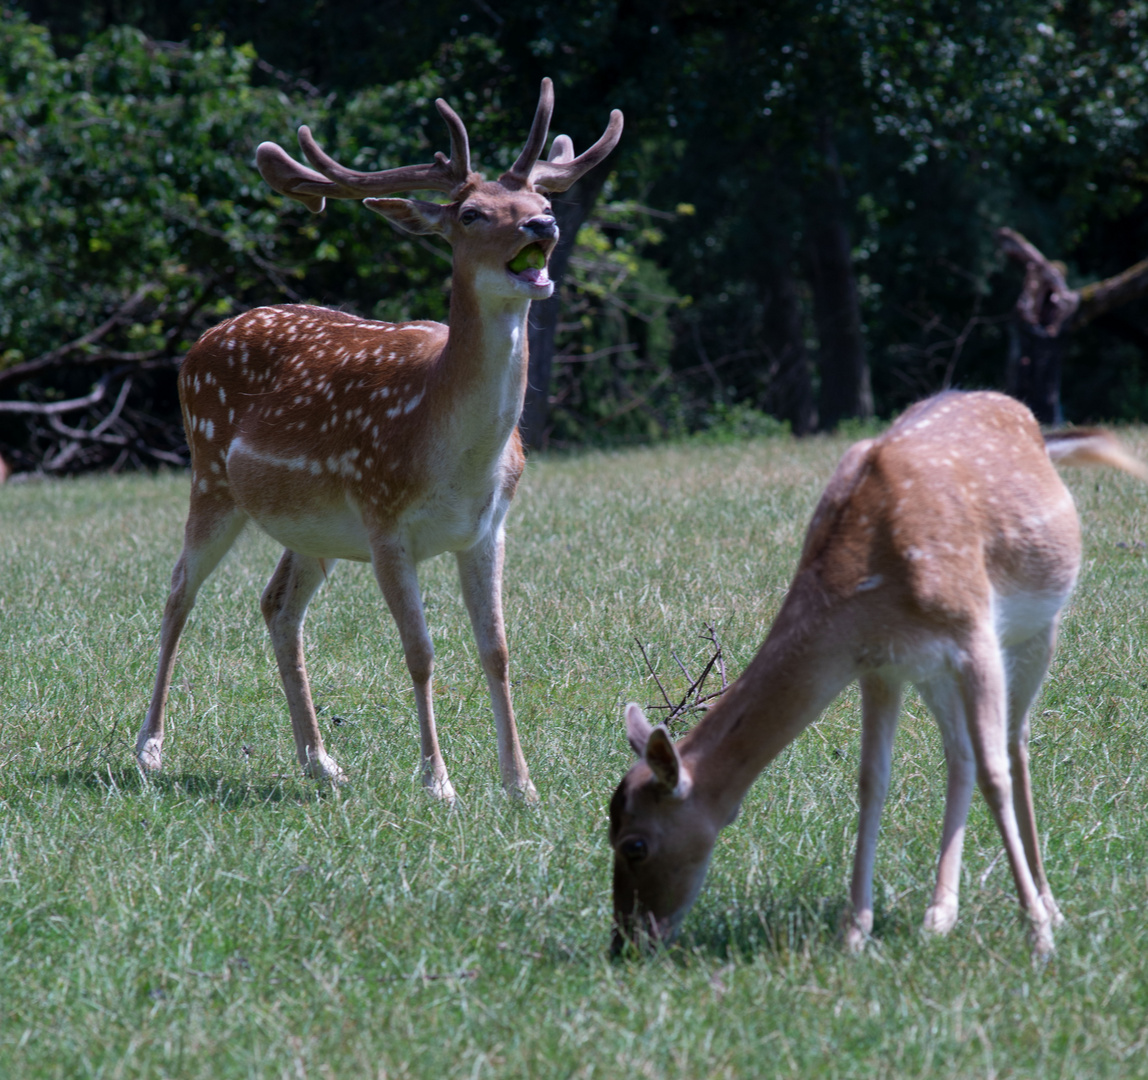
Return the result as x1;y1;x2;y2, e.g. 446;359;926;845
634;637;676;715
635;623;730;729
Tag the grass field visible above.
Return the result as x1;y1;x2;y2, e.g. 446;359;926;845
2;428;1148;1078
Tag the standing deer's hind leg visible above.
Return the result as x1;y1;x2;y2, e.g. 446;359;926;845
136;500;248;772
961;628;1054;957
846;673;902;952
372;538;455;802
1005;624;1063;927
457;528;537;802
261;551;344;782
918;674;976;937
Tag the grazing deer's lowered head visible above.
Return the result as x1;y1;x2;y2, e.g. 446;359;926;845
136;81;621;802
609;391;1147;957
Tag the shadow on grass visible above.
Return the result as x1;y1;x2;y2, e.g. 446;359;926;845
42;767;328;806
671;890;916;962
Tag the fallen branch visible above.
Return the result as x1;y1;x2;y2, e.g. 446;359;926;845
0;379;110;415
47;377;133;443
3;364;189;476
0;284;155;390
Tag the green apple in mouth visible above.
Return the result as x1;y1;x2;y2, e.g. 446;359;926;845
508;244;547;274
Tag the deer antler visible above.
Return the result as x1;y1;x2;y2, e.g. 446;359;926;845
502;77;556;186
258;79;622;209
527;109;624;194
500;77;624;193
256;99;473;212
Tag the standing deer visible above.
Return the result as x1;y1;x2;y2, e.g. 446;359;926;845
136;79;622;800
610;391;1147;956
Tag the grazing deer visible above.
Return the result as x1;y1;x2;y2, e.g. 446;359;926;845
136;80;622;800
611;391;1147;956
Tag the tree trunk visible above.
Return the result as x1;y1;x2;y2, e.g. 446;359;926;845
996;228;1076;423
520;171;608;450
759;257;815;435
1006;321;1063;424
805;120;871;430
997;227;1148;423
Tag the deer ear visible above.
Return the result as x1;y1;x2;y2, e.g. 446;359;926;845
625;703;654;757
363;197;449;235
645;726;687;794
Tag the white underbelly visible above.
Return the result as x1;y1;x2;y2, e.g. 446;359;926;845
405;492;502;562
992;586;1069;647
858;585;1071;688
861;634;959;687
258;509;372;562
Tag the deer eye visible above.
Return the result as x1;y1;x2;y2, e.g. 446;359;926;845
620;837;649;863
459;207;485;225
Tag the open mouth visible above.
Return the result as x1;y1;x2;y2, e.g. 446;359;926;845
507;242;551;287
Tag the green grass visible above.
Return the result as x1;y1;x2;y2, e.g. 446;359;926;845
2;430;1148;1078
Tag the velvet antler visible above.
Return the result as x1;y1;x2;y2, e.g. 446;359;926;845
499;77;624;193
255;99;473;212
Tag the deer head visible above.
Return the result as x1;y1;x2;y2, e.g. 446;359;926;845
255;78;623;302
609;703;724;953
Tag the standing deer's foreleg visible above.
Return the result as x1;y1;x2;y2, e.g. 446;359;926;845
260;550;343;782
457;528;536;802
1005;624;1063;928
846;673;902;952
961;627;1054;956
918;674;977;936
372;538;455;802
136;499;248;772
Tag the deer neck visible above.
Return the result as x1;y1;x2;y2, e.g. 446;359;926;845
679;572;857;825
437;266;533;439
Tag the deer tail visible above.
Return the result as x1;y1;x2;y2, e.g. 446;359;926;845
1044;428;1148;481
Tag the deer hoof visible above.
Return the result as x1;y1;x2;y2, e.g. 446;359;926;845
1042;893;1066;929
136;738;163;772
304;750;347;783
423;772;457;804
844;909;872;954
922;903;958;937
844;924;868;954
510;779;539;804
1030;920;1056;960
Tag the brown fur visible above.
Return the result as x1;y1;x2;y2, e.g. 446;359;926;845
138;85;621;799
611;390;1146;957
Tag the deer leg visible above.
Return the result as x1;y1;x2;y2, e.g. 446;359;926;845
961;628;1054;957
456;529;536;802
136;499;248;772
371;539;455;802
260;551;343;782
846;672;902;952
1005;624;1063;927
918;675;976;936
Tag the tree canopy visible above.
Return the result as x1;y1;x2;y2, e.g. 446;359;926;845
3;1;1148;470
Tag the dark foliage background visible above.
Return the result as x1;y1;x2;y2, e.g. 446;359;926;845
3;0;1148;471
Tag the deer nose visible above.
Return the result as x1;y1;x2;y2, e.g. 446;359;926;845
522;215;558;239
